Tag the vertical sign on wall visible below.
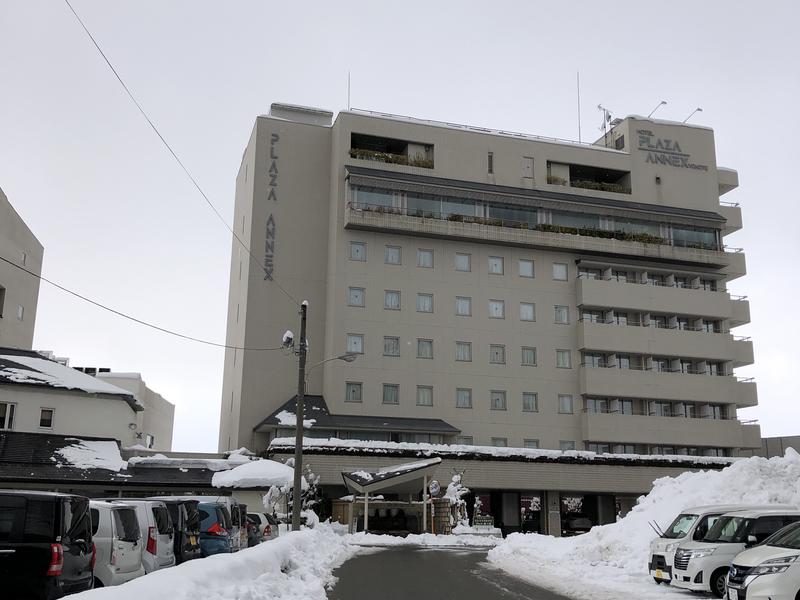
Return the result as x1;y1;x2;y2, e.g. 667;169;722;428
264;133;279;281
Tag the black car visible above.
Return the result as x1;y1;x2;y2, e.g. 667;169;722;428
147;498;201;564
0;490;95;599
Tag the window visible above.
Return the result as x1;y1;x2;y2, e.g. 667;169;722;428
455;253;471;272
523;157;534;179
552;263;568;281
16;305;24;321
455;341;472;362
614;312;629;326
617;355;631;370
652;357;670;372
0;402;15;430
519;259;535;278
700;279;717;292
560;440;576;451
417;249;434;268
491;437;507;447
348;287;365;307
522;392;538;412
0;286;5;317
487;152;494;174
556;350;572;369
382;384;399;405
416;386;433;406
612;269;629;282
554;305;569;324
416;293;434;313
39;408;54;429
674;276;690;289
345;382;362;402
490;344;506;364
21;252;27;266
417;339;433;359
579;267;601;280
520;302;536;321
489;299;505;319
490;390;507;410
349;241;366;261
587;442;611;454
346;334;364;354
521;347;537;366
649;314;668;329
384;290;401;310
455;436;473;445
383;336;400;357
647;273;666;286
488;256;504;275
586;398;609;413
456;388;472;408
583;352;606;368
524;439;540;449
385;245;402;265
581;309;604;323
701;320;720;333
558;394;574;414
455;296;472;316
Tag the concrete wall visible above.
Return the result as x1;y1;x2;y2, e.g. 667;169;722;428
0;386;137;443
738;435;800;458
96;373;175;451
0;187;43;349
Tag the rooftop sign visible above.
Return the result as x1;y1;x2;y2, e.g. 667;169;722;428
637;129;708;171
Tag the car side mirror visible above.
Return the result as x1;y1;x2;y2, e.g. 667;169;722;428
746;534;757;546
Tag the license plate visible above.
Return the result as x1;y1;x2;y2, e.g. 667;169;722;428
655;569;663;579
728;589;738;600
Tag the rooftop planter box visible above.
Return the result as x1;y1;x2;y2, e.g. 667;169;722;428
570;179;631;194
348;148;434;169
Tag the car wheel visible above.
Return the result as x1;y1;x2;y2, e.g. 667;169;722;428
710;568;728;599
94;577;104;588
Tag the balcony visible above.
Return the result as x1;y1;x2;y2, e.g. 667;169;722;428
581;411;757;448
719;202;742;235
345;204;738;268
578;321;754;366
579;365;758;407
577;277;748;323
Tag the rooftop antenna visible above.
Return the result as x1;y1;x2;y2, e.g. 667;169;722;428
598;104;612;147
683;107;703;123
347;70;351;110
647;100;667;118
576;72;582;143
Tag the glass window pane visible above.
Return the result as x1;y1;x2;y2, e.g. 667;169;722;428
345;383;362;402
417;249;434;268
520;302;535;321
416;293;433;312
384;290;401;310
348;287;364;307
490;391;507;410
417;339;433;359
522;347;537;366
560;440;576;451
382;384;399;405
346;334;364;354
519;259;535;278
558;394;573;413
385;246;402;265
491;438;508;447
349;242;366;261
489;300;505;318
556;350;571;368
523;393;538;412
383;337;400;356
455;296;472;316
455;342;472;362
555;305;569;324
455;253;471;272
553;263;568;281
524;439;540;449
416;386;433;406
488;256;504;274
490;345;506;364
456;388;472;408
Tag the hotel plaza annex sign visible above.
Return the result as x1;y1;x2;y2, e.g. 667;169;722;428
637;129;708;171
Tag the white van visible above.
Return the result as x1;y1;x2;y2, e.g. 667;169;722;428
672;508;800;598
649;504;796;585
89;501;145;587
106;499;175;573
726;520;800;600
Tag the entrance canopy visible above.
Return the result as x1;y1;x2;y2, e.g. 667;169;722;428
342;457;442;495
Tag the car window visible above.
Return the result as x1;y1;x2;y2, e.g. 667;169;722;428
65;498;91;543
664;514;698;539
218;506;232;530
152;506;173;535
113;509;140;542
692;515;720;540
0;496;27;542
752;516;790;542
767;522;800;549
265;514;279;526
90;509;100;536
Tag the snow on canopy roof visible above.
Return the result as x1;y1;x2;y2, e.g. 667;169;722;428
57;438;127;472
212;459;307;490
270;437;736;468
0;349;141;411
128;451;251;472
343;457;442;491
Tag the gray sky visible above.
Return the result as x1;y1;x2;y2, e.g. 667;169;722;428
1;1;798;452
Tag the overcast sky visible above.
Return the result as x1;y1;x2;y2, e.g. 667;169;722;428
1;1;798;452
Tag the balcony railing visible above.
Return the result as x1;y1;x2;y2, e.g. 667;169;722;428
577;317;738;335
581;407;740;421
580;362;733;377
576;272;732;293
347;202;723;250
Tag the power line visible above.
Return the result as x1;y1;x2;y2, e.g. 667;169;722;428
0;255;284;352
62;0;300;307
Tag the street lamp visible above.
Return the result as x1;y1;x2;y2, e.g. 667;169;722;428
683;107;703;123
289;306;358;531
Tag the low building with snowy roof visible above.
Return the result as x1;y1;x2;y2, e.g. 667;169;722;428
0;348;145;444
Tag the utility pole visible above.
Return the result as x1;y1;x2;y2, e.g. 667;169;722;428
291;301;308;531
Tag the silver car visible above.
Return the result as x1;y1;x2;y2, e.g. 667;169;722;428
247;512;279;542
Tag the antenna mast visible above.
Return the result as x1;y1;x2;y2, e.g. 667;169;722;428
577;72;582;143
347;71;351;110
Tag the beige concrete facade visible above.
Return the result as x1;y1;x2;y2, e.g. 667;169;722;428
0;187;43;349
219;105;758;458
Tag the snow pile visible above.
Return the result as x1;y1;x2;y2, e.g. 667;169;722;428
487;450;800;600
212;458;307;490
128;450;252;472
57;439;127;472
72;526;359;600
347;531;502;547
351;470;373;481
275;410;316;428
270;436;733;466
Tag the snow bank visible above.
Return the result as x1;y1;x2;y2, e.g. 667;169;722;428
212;458;307;490
72;526;359;600
487;450;800;600
56;440;127;472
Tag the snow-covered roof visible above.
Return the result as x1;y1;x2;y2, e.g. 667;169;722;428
270;437;736;468
342;457;442;494
0;349;141;411
128;451;251;472
56;438;127;472
212;459;307;490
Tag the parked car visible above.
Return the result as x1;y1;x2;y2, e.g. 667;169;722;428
89;501;144;587
148;498;201;564
104;499;175;573
236;503;249;550
245;515;261;547
247;512;279;542
649;504;796;585
0;490;95;599
726;520;800;600
672;508;800;597
198;502;233;557
172;495;243;553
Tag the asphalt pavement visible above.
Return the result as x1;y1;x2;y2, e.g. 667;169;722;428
328;546;572;600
